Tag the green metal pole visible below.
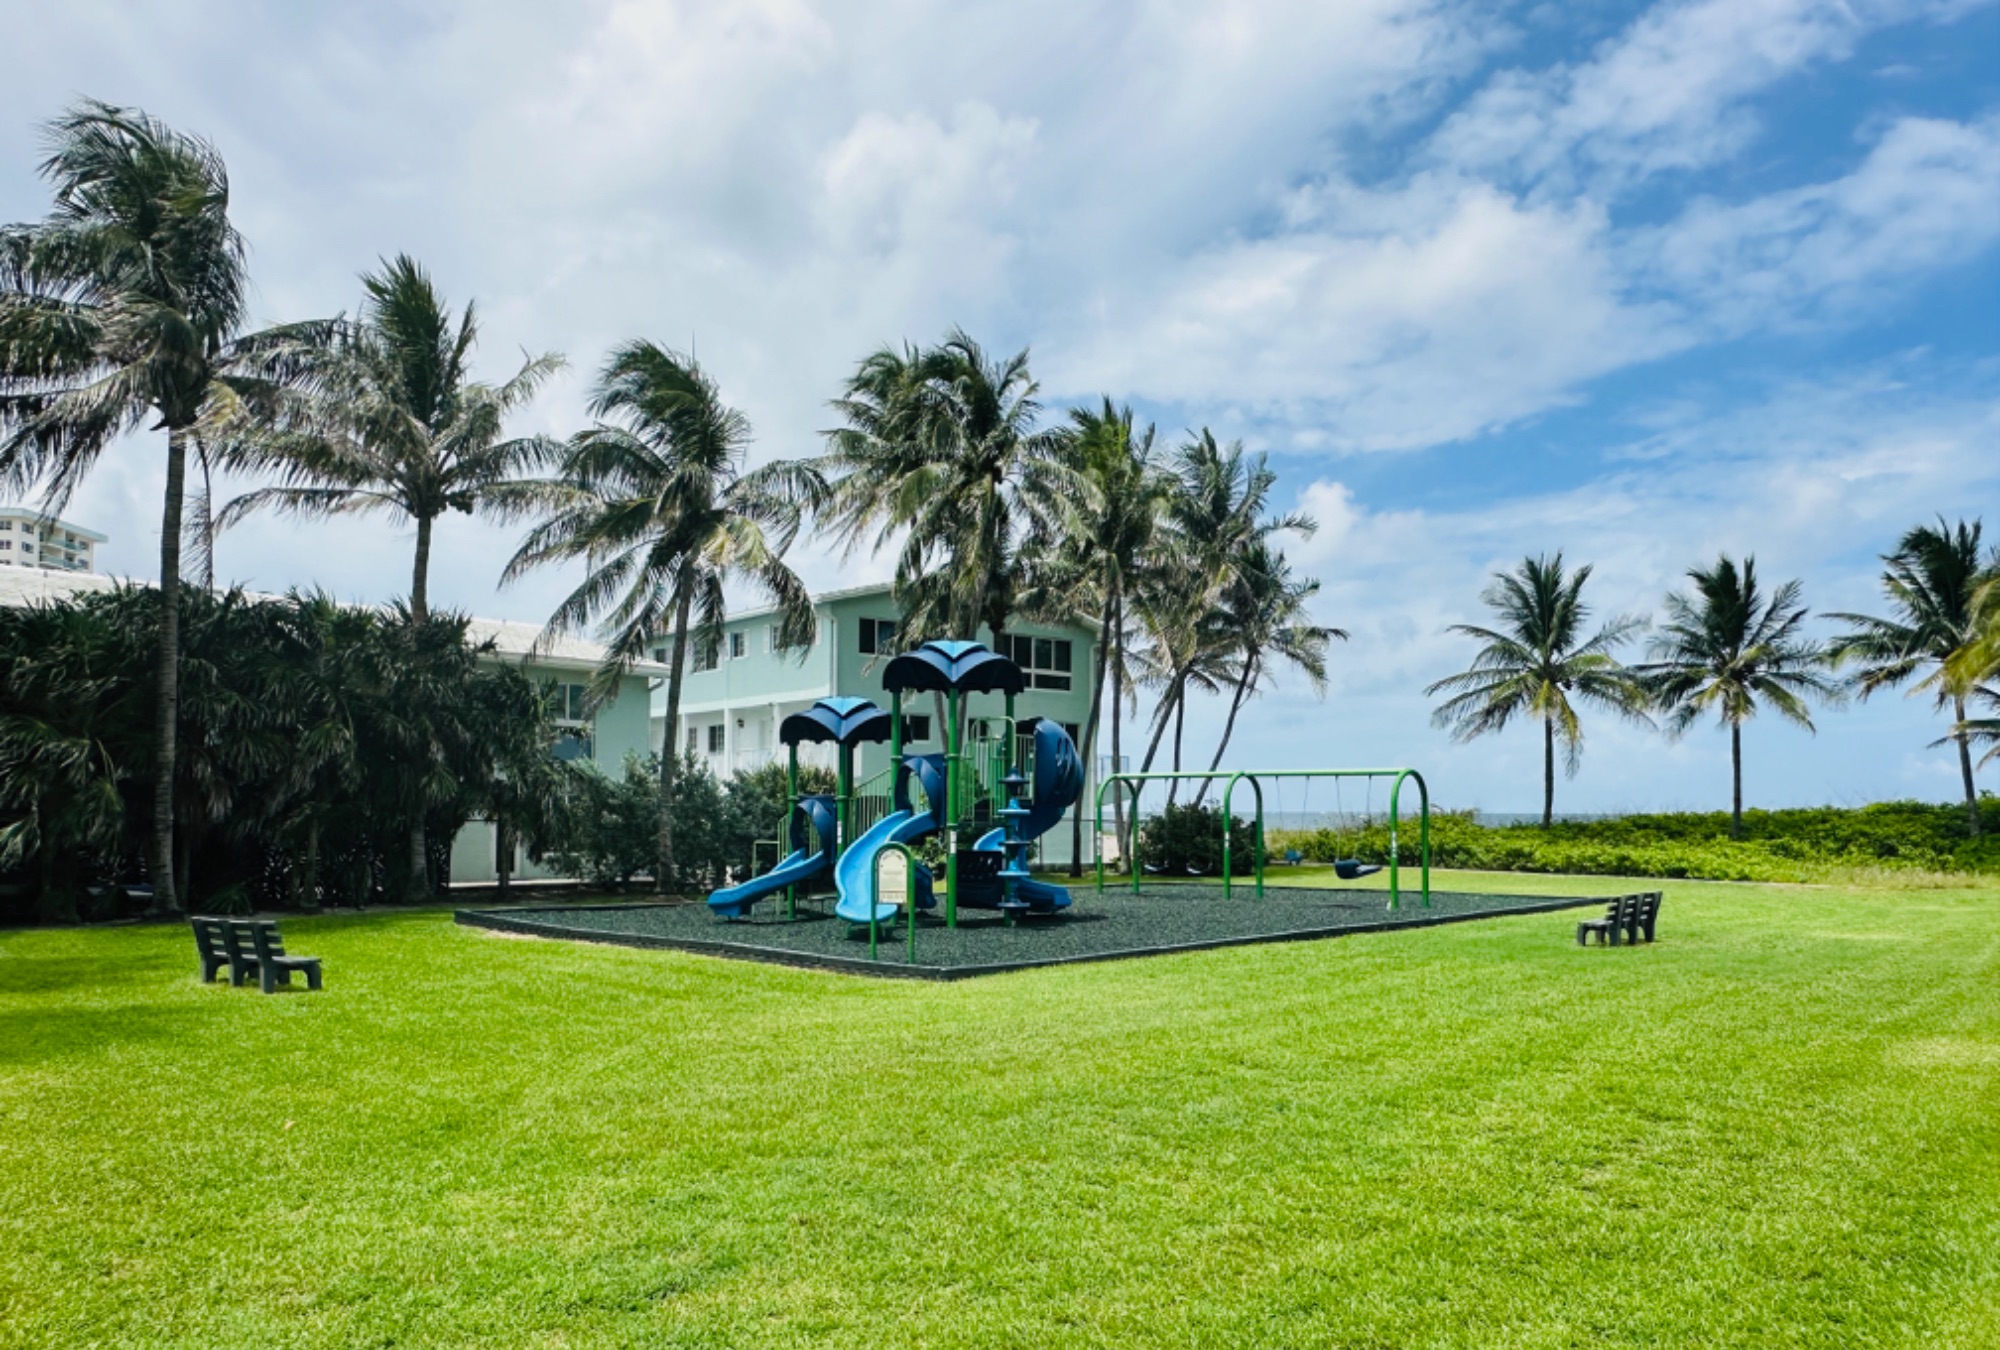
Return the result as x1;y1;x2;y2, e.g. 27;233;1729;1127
945;688;960;927
786;744;799;919
837;741;852;863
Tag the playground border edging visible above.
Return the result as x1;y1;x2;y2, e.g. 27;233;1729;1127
454;891;1618;980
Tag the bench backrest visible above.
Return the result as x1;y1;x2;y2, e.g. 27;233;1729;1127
191;918;229;957
246;922;286;960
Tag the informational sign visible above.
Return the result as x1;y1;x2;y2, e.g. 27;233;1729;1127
876;850;909;909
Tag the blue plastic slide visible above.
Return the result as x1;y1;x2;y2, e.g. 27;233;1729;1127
834;755;948;924
707;795;838;918
967;718;1087;912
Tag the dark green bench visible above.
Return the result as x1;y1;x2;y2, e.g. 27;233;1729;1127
190;917;236;982
1576;892;1663;946
219;920;323;993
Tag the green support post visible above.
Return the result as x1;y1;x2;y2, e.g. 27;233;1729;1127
837;741;852;863
945;688;961;927
785;744;799;919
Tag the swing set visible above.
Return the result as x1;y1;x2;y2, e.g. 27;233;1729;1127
1093;768;1431;909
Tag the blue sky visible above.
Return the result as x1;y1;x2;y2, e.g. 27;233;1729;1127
2;0;1997;814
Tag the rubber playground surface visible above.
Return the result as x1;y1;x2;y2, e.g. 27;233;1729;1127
456;881;1621;977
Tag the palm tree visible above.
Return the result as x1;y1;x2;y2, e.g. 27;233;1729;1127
1827;519;1991;836
1192;545;1344;804
216;255;563;623
1636;554;1838;839
214;256;559;897
0;100;312;914
505;341;819;890
817;328;1068;645
1018;400;1172;873
1427;554;1649;828
1134;430;1313;799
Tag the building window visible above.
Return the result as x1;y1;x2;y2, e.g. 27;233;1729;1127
653;646;669;664
0;541;11;551
729;630;746;659
706;724;725;754
903;714;932;742
857;618;898;655
1000;634;1073;690
547;682;594;726
692;638;718;673
685;726;698;752
0;521;11;531
1062;722;1082;747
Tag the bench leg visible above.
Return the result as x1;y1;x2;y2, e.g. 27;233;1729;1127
261;966;281;994
1576;924;1588;946
305;966;322;991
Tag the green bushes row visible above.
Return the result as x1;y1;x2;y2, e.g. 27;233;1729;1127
1265;798;2000;884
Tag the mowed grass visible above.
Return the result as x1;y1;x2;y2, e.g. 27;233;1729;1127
2;874;1996;1348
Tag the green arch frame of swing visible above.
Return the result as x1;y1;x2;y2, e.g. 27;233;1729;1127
1092;769;1431;910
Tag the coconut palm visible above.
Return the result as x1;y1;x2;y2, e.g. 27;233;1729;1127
212;256;560;896
1636;554;1838;839
817;328;1068;645
1427;554;1649;828
1134;430;1314;799
1826;518;1992;835
1017;400;1173;872
0;100;318;914
1192;545;1345;804
505;340;819;890
216;255;563;623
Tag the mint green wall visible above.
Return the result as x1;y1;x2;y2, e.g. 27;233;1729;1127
589;671;656;770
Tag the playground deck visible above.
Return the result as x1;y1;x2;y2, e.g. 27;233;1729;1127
456;883;1616;979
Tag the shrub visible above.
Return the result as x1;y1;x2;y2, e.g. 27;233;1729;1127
1137;802;1258;876
1265;797;2000;884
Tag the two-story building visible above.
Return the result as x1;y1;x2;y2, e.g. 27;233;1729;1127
650;583;1099;864
448;618;666;886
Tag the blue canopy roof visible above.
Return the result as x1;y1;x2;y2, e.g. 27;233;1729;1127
779;696;892;748
881;639;1025;696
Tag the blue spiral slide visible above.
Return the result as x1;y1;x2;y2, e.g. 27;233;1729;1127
706;794;839;918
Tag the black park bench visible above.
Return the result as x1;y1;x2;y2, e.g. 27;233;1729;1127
211;919;323;993
1576;892;1664;947
190;917;234;982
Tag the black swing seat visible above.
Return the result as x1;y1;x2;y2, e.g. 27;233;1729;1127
1334;859;1382;880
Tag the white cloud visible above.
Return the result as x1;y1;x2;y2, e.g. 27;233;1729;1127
1639;114;2000;325
1430;0;1985;194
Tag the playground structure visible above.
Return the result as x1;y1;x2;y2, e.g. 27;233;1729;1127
1094;768;1432;909
705;640;1087;939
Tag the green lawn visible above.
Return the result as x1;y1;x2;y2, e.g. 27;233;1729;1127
3;873;1996;1348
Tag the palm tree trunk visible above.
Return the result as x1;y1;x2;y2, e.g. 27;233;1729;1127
1069;597;1113;877
403;514;436;902
1166;689;1187;805
411;513;433;624
1110;591;1129;870
1542;715;1555;829
149;428;187;915
1955;694;1980;837
1193;657;1256;807
1731;720;1744;840
656;585;693;893
1139;674;1178;774
304;816;321;912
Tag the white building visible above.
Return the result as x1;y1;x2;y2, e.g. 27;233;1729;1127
0;508;105;573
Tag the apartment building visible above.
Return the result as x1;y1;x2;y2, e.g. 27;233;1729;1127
0;508;105;573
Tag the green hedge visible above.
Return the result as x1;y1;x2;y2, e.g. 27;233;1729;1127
1266;799;2000;884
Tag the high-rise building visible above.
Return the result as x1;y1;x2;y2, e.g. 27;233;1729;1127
0;508;106;573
